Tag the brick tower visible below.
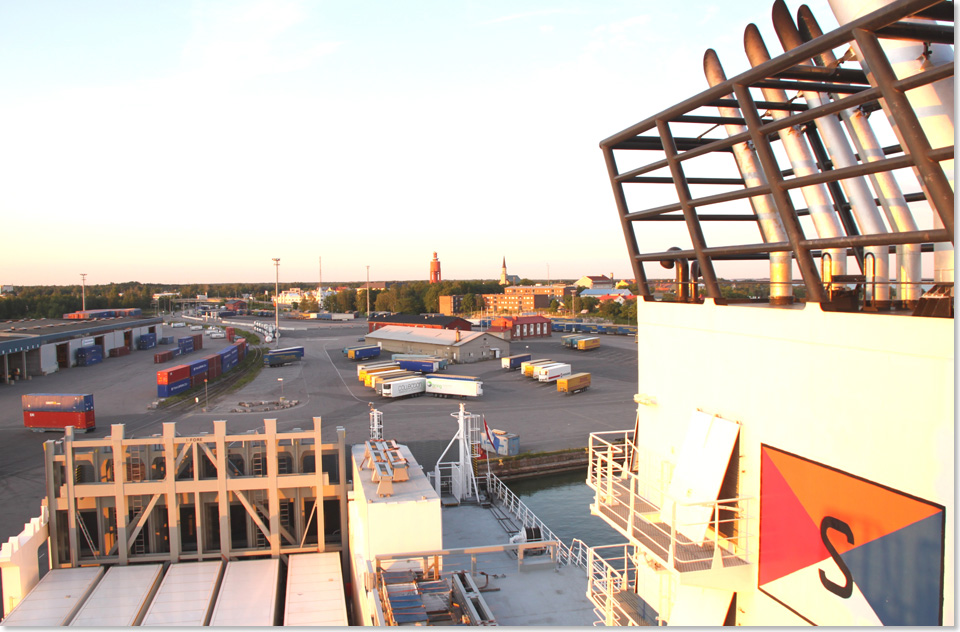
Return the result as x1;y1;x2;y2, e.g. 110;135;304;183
429;252;441;284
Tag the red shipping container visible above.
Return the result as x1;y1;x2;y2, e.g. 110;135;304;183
24;409;95;432
190;374;207;388
226;327;235;342
192;334;203;350
154;350;175;364
158;365;190;385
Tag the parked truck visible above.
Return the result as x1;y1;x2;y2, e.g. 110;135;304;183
557;372;591;394
576;336;600;351
264;346;305;367
348;345;381;360
538;363;572;383
425;376;483;398
379;376;427;398
501;353;532;370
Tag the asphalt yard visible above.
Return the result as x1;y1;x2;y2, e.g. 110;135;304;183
0;316;638;548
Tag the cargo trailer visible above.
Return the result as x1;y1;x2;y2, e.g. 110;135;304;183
480;428;520;456
360;365;401;384
424;373;479;381
501;353;532;370
283;553;349;626
0;566;105;626
576;336;600;351
520;359;554;377
560;334;589;348
368;370;417;389
209;559;280;627
348;345;381;361
425;376;483;398
357;361;399;380
538;363;572;383
140;561;223;627
264;346;305;367
379;376;427;398
557;372;592;394
69;563;164;626
531;362;566;379
396;358;441;373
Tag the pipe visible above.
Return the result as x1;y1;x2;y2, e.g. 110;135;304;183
772;0;891;304
828;0;954;284
797;4;922;304
744;23;848;285
703;49;794;305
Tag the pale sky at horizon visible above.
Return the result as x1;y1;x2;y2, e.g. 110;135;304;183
0;0;839;286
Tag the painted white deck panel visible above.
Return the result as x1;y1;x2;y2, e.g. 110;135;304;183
283;552;349;626
209;559;280;627
140;561;223;626
69;564;163;626
1;567;104;626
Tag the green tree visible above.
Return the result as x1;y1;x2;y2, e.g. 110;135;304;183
460;294;476;313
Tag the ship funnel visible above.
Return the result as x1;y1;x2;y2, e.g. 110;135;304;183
743;22;847;286
771;0;892;306
827;0;955;286
703;48;793;304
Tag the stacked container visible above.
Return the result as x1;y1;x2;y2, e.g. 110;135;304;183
75;345;103;366
157;365;191;398
22;393;95;432
138;333;157;350
226;327;235;342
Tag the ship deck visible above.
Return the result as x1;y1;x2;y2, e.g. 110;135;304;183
438;503;596;626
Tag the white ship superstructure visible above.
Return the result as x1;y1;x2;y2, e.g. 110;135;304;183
587;0;953;625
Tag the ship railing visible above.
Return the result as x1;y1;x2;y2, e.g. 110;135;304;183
484;473;584;569
585;543;665;626
589;431;754;574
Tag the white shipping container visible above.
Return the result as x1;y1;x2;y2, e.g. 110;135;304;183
69;564;164;626
538;363;572;382
284;553;349;626
140;561;223;626
1;567;104;626
209;559;280;627
425;376;483;398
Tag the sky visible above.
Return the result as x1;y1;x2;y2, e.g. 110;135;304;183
0;0;840;286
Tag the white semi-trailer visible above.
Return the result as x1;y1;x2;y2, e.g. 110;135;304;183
425;376;483;398
379;376;427;398
538;363;572;383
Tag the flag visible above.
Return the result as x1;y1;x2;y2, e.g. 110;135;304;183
483;415;500;453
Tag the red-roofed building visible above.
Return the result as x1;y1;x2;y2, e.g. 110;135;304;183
487;315;552;340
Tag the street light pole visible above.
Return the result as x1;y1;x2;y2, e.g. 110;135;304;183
366;265;370;315
272;258;280;346
278;377;284;401
204;378;208;410
80;273;87;311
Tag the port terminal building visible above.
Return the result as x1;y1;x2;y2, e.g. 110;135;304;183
364;326;509;363
0;316;163;384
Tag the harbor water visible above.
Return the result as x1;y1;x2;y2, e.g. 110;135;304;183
509;470;623;548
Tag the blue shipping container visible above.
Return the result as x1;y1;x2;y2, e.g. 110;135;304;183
189;359;209;376
76;346;103;366
22;393;94;412
157;379;190;398
223;357;239;372
138;333;158;350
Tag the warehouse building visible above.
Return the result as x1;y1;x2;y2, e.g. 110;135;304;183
0;316;163;383
367;313;472;334
363;326;509;364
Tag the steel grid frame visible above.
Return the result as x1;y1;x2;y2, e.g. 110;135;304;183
600;0;954;303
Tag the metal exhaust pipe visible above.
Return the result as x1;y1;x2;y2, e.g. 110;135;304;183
796;4;922;305
771;0;891;305
827;0;954;285
703;48;793;304
743;22;847;284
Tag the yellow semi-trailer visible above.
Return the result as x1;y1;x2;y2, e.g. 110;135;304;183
359;364;400;383
520;359;553;377
576;337;600;351
557;372;591;394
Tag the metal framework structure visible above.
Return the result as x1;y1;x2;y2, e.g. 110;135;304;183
600;0;954;310
42;418;348;568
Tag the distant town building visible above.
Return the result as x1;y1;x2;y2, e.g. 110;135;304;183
274;287;305;307
574;275;614;289
438;295;462;316
499;257;521;286
224;299;248;311
481;284;572;313
367;313;473;334
487;315;552;340
578;288;632;298
429;252;441;284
